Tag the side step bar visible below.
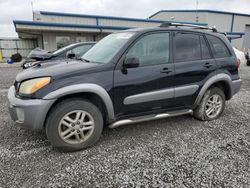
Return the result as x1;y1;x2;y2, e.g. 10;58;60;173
109;109;193;129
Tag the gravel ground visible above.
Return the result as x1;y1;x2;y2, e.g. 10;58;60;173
0;64;249;187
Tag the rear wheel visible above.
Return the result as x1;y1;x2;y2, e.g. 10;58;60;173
193;87;225;121
46;98;103;151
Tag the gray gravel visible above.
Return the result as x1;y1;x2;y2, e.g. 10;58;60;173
0;64;249;187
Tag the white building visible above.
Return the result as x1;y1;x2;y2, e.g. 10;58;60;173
14;9;249;52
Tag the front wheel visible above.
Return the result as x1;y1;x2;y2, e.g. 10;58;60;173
193;87;225;121
46;98;103;151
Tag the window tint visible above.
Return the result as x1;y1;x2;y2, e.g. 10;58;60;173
206;35;231;58
127;33;170;66
175;33;201;62
200;36;211;59
72;45;93;57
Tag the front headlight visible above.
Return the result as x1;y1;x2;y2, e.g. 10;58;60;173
19;77;51;94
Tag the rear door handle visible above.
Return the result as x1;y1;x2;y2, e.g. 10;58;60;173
161;67;172;74
203;62;212;68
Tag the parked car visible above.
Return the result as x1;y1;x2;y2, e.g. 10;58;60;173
22;42;96;69
8;23;241;151
246;52;250;66
233;47;246;66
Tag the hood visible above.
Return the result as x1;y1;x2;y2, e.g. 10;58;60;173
16;59;101;82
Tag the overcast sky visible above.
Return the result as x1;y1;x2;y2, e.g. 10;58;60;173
1;0;250;37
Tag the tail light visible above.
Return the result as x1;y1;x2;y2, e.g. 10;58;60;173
236;59;240;69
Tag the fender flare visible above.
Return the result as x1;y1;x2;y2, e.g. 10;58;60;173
194;73;233;106
43;84;115;121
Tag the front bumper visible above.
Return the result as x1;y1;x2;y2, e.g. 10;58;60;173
8;86;55;130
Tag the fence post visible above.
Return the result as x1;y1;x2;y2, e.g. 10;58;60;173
0;49;3;63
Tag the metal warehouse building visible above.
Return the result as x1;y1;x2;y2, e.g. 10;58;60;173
13;9;250;52
149;10;250;49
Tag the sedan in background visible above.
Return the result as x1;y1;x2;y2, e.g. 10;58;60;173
22;42;96;69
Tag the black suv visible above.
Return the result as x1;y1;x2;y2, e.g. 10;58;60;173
8;23;242;151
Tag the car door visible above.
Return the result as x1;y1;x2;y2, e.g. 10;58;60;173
113;32;175;118
173;32;217;108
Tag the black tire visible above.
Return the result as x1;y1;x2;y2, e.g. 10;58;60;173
247;61;250;66
46;98;103;152
193;87;225;121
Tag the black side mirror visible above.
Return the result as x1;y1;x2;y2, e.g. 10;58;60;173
67;53;76;59
124;56;140;68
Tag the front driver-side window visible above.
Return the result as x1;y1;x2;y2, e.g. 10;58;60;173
127;33;170;66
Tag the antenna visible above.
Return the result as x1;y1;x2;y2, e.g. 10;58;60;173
195;0;199;23
31;1;34;11
31;1;34;21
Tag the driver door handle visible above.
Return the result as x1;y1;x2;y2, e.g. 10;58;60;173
161;67;172;74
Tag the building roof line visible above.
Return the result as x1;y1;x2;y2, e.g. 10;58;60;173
149;9;250;18
226;32;245;36
13;20;133;30
13;20;244;36
38;10;208;25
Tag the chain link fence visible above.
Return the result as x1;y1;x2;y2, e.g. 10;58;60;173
0;38;37;62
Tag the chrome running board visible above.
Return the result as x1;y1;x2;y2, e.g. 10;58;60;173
109;109;193;129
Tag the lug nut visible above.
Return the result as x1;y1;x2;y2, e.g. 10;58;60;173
71;123;75;127
77;121;80;125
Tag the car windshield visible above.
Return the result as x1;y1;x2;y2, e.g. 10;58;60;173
81;32;135;64
52;44;76;55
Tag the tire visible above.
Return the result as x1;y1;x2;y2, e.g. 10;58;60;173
46;98;103;152
193;87;225;121
247;61;250;66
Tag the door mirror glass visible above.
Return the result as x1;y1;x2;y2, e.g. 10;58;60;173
124;56;140;68
67;53;76;59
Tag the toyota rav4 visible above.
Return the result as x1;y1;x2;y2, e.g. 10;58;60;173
8;23;242;151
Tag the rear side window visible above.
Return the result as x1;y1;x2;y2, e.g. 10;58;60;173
200;36;211;59
175;33;201;62
206;35;231;58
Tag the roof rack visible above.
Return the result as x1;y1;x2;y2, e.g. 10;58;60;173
159;22;218;32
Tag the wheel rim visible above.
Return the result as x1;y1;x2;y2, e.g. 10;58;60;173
205;94;223;119
58;110;95;144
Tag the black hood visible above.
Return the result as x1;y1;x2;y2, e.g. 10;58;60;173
16;59;102;82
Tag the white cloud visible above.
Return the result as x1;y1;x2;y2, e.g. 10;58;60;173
0;0;250;37
0;24;17;37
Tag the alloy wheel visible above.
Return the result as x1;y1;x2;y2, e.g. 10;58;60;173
58;110;95;144
205;94;223;119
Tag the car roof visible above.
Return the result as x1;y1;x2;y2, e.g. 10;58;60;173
119;27;224;37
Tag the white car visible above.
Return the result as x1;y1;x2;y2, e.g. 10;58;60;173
233;47;246;67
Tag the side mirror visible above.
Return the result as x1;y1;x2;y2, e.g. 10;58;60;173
67;53;76;59
124;56;140;68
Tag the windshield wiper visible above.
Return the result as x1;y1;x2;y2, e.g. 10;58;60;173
80;58;90;63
